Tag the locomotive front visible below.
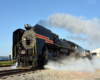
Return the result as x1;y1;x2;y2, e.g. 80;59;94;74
13;24;37;69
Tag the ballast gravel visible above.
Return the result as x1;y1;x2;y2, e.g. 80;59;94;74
0;67;12;71
0;67;100;80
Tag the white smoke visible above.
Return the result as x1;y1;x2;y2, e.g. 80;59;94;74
92;56;100;69
48;13;100;46
38;13;100;46
44;55;100;74
66;35;88;42
11;62;18;69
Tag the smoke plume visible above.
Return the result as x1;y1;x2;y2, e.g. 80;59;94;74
11;62;18;69
38;13;100;46
44;55;100;73
66;35;88;42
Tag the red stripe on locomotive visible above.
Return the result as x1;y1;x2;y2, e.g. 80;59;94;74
36;34;53;44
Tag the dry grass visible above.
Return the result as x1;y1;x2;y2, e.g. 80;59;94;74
0;60;16;66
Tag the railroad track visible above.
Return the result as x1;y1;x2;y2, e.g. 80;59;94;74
0;68;44;79
0;65;12;67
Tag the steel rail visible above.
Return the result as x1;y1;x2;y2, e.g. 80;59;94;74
0;68;43;79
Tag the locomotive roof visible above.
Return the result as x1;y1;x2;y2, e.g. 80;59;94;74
65;40;78;46
66;40;83;48
35;24;52;33
13;29;25;33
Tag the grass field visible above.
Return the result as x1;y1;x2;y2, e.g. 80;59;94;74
0;60;16;66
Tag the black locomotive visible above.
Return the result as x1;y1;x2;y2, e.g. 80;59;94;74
12;24;91;69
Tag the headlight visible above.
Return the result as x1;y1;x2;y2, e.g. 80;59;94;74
25;24;31;30
22;37;26;41
21;50;26;54
25;24;28;27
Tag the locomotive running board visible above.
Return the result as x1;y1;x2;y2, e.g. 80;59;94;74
16;67;31;69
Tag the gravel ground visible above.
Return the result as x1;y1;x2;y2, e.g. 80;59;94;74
0;67;12;71
0;67;100;80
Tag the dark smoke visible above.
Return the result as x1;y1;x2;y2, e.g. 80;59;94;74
38;20;50;27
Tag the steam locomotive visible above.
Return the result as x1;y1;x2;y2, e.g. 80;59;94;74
12;24;91;69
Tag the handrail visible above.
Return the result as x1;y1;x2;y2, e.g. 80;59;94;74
14;40;36;60
14;40;22;60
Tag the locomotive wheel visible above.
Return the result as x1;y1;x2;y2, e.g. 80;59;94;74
38;46;48;68
76;53;79;59
57;51;61;60
43;47;48;65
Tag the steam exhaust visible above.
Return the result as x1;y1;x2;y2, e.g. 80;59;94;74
44;52;100;73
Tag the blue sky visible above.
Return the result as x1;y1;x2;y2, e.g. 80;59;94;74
0;0;100;56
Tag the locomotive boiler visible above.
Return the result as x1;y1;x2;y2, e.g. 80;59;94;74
12;24;91;69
